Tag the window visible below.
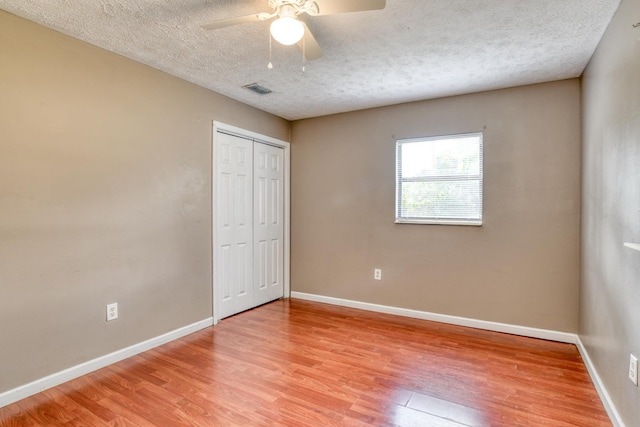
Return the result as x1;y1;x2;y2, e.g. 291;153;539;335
395;132;483;225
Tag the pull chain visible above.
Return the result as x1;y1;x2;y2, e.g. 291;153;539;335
268;35;273;69
302;35;306;72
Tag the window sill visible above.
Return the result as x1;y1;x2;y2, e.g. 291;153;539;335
395;219;483;227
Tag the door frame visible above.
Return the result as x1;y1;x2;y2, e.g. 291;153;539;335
212;121;291;324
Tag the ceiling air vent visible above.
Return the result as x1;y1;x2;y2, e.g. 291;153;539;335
243;83;272;95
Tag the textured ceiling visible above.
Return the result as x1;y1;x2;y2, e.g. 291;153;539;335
0;0;621;120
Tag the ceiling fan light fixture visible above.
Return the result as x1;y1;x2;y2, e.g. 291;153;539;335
270;16;304;45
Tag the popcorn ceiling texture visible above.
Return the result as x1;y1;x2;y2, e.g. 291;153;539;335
0;0;620;120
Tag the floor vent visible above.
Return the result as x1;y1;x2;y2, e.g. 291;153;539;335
243;83;272;95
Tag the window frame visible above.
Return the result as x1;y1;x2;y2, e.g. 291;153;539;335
395;132;484;226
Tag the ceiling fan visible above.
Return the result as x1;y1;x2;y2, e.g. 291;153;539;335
201;0;386;61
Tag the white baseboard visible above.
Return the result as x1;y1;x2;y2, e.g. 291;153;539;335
575;336;625;427
291;292;577;343
0;317;214;408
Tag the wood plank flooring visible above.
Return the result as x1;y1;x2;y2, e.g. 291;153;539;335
0;299;611;426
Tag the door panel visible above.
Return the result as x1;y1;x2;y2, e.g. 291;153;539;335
257;239;267;290
270;239;279;285
215;133;254;319
254;143;284;305
220;245;231;302
257;176;267;226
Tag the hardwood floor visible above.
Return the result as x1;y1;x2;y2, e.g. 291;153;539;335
1;299;611;426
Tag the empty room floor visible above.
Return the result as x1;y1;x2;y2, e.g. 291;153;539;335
0;299;610;426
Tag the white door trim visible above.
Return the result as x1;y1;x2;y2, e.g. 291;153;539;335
212;121;290;325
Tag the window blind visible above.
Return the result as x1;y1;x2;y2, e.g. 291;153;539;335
395;132;483;225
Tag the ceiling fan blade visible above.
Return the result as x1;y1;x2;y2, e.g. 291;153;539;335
313;0;386;16
298;23;324;61
201;14;262;30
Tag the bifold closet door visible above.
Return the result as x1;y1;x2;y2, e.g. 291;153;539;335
215;132;254;319
215;131;284;320
253;142;284;306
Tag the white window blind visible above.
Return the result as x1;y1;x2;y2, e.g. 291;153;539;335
396;132;483;225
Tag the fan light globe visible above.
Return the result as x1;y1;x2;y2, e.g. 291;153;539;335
270;17;304;45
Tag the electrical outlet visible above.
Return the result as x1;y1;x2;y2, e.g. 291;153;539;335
374;268;382;281
106;303;118;322
629;354;638;386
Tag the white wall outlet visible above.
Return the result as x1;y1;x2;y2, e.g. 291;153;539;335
374;268;382;281
629;354;638;386
106;302;118;322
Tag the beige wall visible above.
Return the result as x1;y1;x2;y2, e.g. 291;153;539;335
581;0;640;424
0;10;288;393
291;80;581;332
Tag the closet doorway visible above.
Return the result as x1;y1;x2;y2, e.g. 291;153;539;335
212;122;290;322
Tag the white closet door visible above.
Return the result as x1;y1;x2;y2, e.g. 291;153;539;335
254;143;285;305
215;132;254;319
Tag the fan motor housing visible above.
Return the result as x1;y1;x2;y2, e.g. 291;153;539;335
268;0;319;16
